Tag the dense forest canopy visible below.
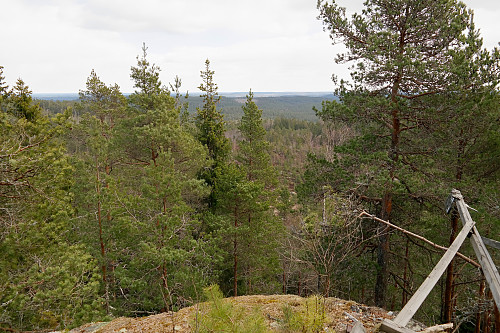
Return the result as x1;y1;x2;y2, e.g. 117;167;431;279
1;0;499;332
36;94;336;121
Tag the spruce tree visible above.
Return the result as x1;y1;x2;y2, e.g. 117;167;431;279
213;92;281;296
237;90;276;185
195;59;230;197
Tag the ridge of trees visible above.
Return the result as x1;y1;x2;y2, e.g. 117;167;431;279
37;95;336;121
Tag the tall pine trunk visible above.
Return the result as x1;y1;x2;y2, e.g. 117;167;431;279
96;157;109;313
233;205;239;297
375;60;403;308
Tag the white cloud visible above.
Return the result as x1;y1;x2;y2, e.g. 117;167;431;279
2;0;336;92
1;0;498;93
158;31;340;92
463;1;500;49
1;0;137;92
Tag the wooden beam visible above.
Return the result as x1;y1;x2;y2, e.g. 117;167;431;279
452;189;500;311
482;236;500;251
391;214;475;327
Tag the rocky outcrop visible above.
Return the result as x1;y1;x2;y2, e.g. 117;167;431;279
68;295;411;333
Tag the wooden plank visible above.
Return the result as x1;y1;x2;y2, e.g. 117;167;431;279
392;215;475;327
452;189;500;310
482;236;500;251
467;228;500;308
380;319;416;333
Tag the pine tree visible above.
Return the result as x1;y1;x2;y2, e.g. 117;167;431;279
72;69;127;314
419;28;500;322
0;73;103;330
0;66;8;99
6;79;41;121
316;0;487;307
101;47;211;314
129;43;162;110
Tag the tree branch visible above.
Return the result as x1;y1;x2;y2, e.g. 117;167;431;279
358;211;480;267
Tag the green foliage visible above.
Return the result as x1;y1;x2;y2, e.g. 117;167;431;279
315;0;482;200
315;0;500;204
279;296;326;333
69;48;214;317
37;94;334;121
130;43;162;100
314;0;500;311
36;99;77;115
70;68;129;315
0;72;103;330
3;244;103;328
238;91;277;185
173;94;334;121
78;69;127;120
205;93;283;297
116;99;210;312
195;59;230;166
0;66;8;99
193;285;269;333
5;79;41;121
1;7;497;328
212;163;281;295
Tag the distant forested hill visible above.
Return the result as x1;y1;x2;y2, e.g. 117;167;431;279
187;95;336;120
34;93;337;120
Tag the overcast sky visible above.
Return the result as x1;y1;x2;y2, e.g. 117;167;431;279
1;0;499;93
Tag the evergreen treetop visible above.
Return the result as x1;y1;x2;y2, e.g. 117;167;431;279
237;90;276;186
130;43;162;97
195;59;230;165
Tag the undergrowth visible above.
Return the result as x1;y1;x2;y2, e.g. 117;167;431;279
192;286;328;332
192;285;269;332
278;295;327;333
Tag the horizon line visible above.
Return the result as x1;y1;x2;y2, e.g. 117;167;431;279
32;90;334;94
32;91;336;100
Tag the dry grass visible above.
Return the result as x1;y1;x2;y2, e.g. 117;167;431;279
70;295;393;333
